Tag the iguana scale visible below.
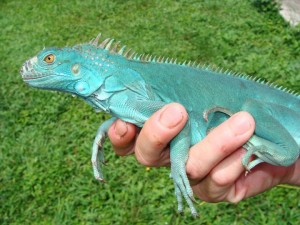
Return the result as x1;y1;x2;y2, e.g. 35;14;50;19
20;34;300;216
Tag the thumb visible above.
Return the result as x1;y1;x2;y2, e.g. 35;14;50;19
108;119;137;156
135;103;188;167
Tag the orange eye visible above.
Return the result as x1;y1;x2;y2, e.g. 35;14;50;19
44;54;55;63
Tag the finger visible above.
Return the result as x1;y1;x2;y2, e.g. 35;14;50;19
186;111;255;182
191;148;246;201
135;103;188;167
108;119;138;156
207;148;247;188
194;156;294;203
230;162;292;202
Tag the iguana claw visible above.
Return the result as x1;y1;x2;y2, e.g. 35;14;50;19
97;178;106;183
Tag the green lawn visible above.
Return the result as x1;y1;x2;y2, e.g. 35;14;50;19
1;0;299;224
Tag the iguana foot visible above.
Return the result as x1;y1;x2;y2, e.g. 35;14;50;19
241;139;263;171
171;164;198;217
91;117;117;182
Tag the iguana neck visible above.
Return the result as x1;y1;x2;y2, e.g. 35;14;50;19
83;86;113;113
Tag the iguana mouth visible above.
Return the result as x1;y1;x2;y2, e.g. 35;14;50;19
20;59;44;80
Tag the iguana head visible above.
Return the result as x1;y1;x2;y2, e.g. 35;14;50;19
20;43;112;97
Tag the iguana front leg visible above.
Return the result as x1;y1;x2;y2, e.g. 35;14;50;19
91;117;117;182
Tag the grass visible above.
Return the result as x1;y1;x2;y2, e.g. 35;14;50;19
1;0;300;224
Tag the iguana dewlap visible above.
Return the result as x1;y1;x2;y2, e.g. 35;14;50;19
20;34;300;216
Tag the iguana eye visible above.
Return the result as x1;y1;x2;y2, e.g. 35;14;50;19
44;54;55;63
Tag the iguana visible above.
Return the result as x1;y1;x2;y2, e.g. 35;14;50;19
20;34;300;216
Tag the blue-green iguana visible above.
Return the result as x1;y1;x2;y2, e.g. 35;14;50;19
20;34;300;216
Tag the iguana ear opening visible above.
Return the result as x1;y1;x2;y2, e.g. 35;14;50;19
75;81;90;96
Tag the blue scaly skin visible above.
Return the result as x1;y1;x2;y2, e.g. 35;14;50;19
20;34;300;216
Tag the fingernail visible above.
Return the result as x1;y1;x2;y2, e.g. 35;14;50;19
230;113;251;136
159;105;184;128
114;120;128;138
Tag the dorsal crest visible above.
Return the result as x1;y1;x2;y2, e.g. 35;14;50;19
87;33;299;98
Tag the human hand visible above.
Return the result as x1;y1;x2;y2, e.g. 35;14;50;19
107;103;300;202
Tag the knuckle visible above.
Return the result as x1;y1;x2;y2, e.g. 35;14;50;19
135;149;156;167
187;165;204;181
186;159;211;183
217;140;232;156
206;137;231;157
210;169;232;187
135;134;166;166
136;155;155;167
149;134;165;148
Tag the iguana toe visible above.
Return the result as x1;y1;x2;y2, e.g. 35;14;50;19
171;164;198;217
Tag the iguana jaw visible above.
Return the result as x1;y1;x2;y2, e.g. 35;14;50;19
20;56;48;80
20;53;105;97
20;57;73;92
